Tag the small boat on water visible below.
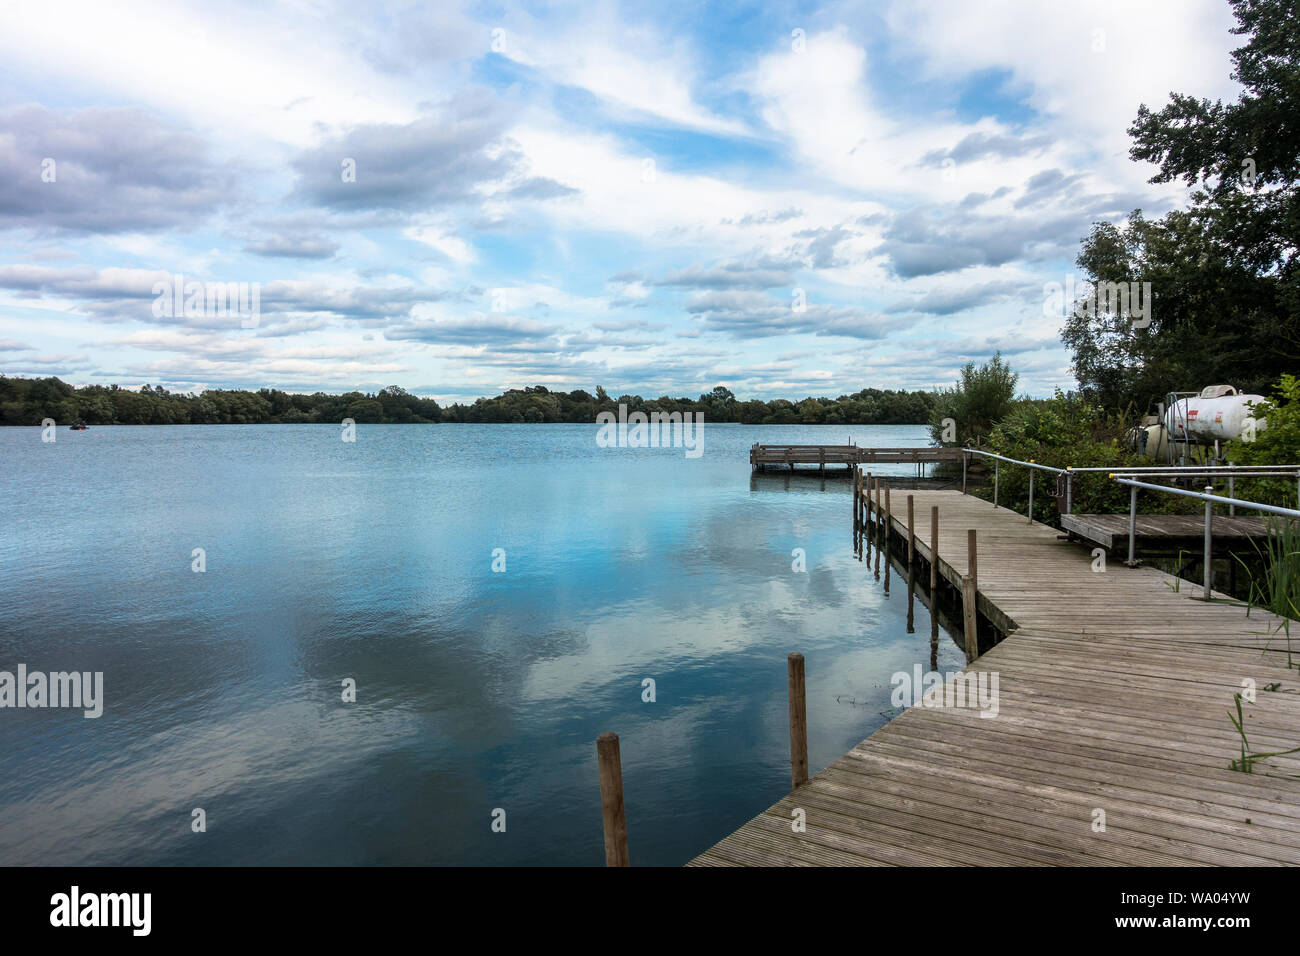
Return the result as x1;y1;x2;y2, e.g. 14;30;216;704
69;423;88;430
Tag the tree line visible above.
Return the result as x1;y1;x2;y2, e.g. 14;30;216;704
0;377;938;426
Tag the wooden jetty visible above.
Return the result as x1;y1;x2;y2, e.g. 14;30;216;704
690;486;1300;867
1061;512;1270;552
750;444;964;476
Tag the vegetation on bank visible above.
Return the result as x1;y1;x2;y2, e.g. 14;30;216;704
1227;374;1300;508
958;389;1203;521
0;377;938;427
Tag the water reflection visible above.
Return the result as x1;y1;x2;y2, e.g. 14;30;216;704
0;423;965;865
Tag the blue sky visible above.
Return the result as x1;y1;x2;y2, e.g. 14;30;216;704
0;0;1242;402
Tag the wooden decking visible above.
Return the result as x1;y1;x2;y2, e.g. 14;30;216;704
1061;512;1270;551
691;489;1300;866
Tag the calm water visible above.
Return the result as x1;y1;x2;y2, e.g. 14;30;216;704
0;423;963;865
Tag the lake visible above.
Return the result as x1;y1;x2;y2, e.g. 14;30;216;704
0;422;964;865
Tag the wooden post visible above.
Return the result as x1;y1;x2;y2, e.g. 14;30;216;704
962;575;978;662
851;465;857;552
907;496;916;567
596;732;629;867
859;468;866;560
857;467;865;560
930;506;939;646
929;507;939;593
864;471;872;562
852;465;863;556
788;653;808;788
967;529;978;594
906;495;916;632
883;483;891;593
873;478;882;579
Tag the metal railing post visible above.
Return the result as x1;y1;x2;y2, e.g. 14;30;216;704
1065;472;1072;515
1228;462;1235;517
1027;468;1035;523
1127;484;1138;566
993;460;999;508
1203;485;1213;601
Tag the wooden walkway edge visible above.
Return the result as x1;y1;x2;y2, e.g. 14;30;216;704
690;488;1300;866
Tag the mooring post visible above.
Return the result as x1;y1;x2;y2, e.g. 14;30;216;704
1203;484;1214;601
962;575;978;662
788;653;808;788
906;495;916;632
883;483;892;593
864;471;873;562
930;506;939;645
873;477;882;579
852;466;859;556
596;732;629;867
857;467;865;559
907;495;916;569
859;468;866;559
967;529;978;595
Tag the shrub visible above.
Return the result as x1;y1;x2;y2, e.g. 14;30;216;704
929;353;1018;446
978;391;1198;524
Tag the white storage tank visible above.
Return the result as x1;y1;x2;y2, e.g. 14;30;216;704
1163;385;1268;443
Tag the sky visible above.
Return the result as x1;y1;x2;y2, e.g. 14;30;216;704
0;0;1244;403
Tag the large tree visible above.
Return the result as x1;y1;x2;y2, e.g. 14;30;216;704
1065;0;1299;414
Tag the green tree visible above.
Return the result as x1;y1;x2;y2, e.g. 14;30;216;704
929;353;1018;446
1068;0;1300;413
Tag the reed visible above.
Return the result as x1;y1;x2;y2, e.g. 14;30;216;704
1231;517;1300;670
1228;692;1300;774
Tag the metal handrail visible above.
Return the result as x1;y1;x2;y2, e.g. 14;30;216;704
1112;476;1300;598
957;447;1300;524
1067;464;1300;473
1111;478;1300;518
956;450;1066;520
1105;467;1300;516
962;448;1066;474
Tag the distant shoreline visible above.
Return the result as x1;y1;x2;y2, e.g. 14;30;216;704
5;420;932;426
0;376;938;428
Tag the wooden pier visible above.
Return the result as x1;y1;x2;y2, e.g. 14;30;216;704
691;486;1300;866
750;444;963;475
1061;512;1270;552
